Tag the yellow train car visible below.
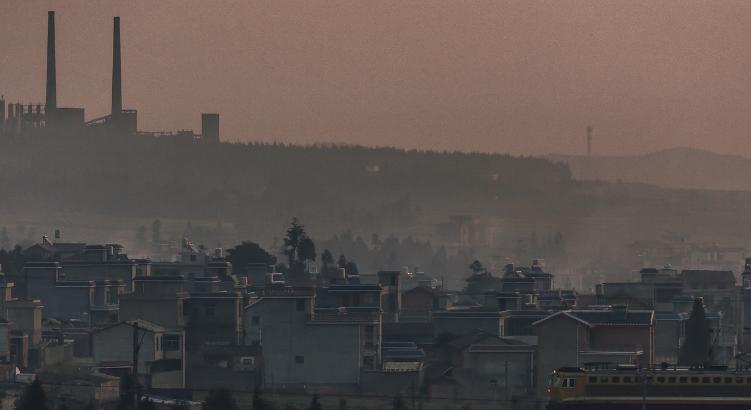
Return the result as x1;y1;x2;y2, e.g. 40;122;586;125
548;366;751;410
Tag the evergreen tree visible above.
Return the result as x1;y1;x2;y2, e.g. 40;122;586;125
283;218;317;282
679;298;711;367
15;379;47;410
283;217;306;267
308;394;322;410
337;254;348;269
469;260;485;274
203;388;239;410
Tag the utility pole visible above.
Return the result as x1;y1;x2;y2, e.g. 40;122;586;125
132;321;141;410
504;360;509;409
410;381;416;410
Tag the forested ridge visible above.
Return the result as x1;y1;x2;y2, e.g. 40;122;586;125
0;135;572;227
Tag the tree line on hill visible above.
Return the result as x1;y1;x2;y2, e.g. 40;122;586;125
0;136;572;241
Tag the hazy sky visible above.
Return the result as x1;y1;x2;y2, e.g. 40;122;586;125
2;1;751;156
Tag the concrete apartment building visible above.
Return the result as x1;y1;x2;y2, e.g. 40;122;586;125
532;306;654;398
92;319;186;389
429;329;536;402
24;261;124;325
246;281;382;391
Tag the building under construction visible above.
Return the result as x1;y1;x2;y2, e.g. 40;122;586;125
0;11;221;143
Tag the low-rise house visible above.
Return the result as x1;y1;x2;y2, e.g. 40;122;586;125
532;306;654;399
400;286;437;322
246;283;382;392
428;329;536;403
92;319;186;389
24;261;123;325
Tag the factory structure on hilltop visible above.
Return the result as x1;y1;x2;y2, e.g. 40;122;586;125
0;11;221;142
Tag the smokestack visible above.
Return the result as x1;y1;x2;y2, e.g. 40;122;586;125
111;16;122;123
45;11;57;115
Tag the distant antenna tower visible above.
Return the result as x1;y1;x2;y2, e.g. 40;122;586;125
586;125;592;157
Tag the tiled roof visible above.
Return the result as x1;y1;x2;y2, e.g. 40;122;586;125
532;309;654;327
569;309;653;326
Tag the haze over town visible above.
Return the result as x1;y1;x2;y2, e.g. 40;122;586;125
3;2;751;410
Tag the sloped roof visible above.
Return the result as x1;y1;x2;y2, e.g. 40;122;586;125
448;329;531;351
95;319;165;334
572;309;653;326
532;309;654;327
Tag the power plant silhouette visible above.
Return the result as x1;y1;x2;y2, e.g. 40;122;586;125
0;11;221;142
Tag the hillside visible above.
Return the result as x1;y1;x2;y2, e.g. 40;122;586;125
0;135;572;242
549;147;751;192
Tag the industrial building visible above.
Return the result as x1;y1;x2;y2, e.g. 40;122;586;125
0;11;221;142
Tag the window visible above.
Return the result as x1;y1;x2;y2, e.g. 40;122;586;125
205;303;216;316
352;294;361;306
611;376;620;383
736;377;744;384
588;376;597;384
565;378;576;388
599;377;608;383
390;277;397;286
163;334;181;351
295;355;304;364
702;377;710;384
690;377;699;384
296;299;306;312
623;376;632;383
156;336;160;352
725;377;732;384
746;377;751;384
679;377;688;384
713;377;721;384
656;377;665;383
668;377;676;383
251;316;260;326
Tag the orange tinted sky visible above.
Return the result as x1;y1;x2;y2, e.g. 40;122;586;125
1;1;751;156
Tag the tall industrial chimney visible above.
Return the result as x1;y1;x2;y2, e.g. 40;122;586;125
45;11;57;116
111;16;122;124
